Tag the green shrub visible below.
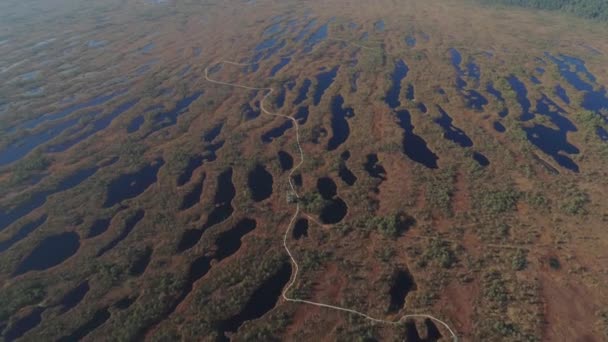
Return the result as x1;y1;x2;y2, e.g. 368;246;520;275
483;271;509;306
478;189;520;214
419;239;457;269
166;149;191;175
10;152;50;184
366;213;413;238
299;192;326;214
423;169;456;215
560;190;589;215
492;321;519;338
524;191;549;209
0;281;46;321
512;250;528;271
600;311;608;338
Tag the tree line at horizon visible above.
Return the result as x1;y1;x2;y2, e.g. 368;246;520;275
481;0;608;21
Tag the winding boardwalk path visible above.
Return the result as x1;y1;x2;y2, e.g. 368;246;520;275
204;38;459;341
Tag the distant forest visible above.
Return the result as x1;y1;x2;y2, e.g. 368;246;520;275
481;0;608;21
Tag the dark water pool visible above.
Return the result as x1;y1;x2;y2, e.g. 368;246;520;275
313;66;339;106
215;218;257;261
548;54;608;126
317;177;337;199
140;42;155;54
270;57;291;76
417;102;428;113
424;318;443;341
523;125;579;172
385;59;409;109
13;231;80;276
263;22;281;36
180;175;205;210
582;87;608;116
59;281;90;314
177;155;204;186
277;150;294;171
114;296;136;310
523;95;580;171
463;89;488;111
217;263;292;341
190;255;213;286
4;307;45;341
405;84;415;101
57;308;110;342
96;210;145;257
261;120;293;143
203;122;223;143
364;154;387;180
449;48;467;90
388;270;416;312
598;127;608;141
0;215;47;253
395;110;438;169
295;19;318;42
486;82;505;102
129;247;152;276
12;89;128;132
241;102;261;121
327;95;355;151
256;39;286;63
127;115;144;133
86;218;111;238
0;166;99;231
206;168;236;226
103;159;164;208
177;229;204;253
554;85;570;104
406;35;416;47
404;320;423;341
466;59;480;82
146;92;203;136
293;79;311;105
292;174;303;187
449;48;462;73
294;106;309;125
47;99;140;153
274;85;287;109
248;164;273;202
177;168;235;252
472;152;490;167
0;116;81;166
493;121;506;133
293;218;308;240
304;22;328;53
546;53;594;92
374;19;385;32
317;177;348;224
535;95;576;132
338;162;357;186
434;106;473;148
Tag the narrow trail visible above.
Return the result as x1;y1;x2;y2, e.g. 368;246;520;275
204;40;458;341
